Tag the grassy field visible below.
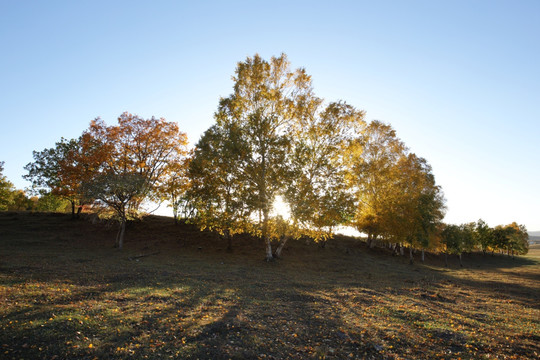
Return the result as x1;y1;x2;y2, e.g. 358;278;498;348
0;212;538;359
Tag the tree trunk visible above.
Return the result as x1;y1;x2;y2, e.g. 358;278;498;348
421;249;425;262
225;230;232;252
444;253;448;267
76;205;82;219
262;208;273;261
365;233;376;248
116;219;126;250
115;227;120;248
409;247;414;265
265;237;273;261
259;150;273;262
400;245;404;256
71;201;76;219
274;236;289;258
458;253;463;267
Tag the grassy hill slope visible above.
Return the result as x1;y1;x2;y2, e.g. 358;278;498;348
0;212;539;359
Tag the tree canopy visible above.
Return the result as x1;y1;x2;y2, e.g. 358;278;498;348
23;138;88;217
194;53;316;260
286;101;364;243
80;112;189;248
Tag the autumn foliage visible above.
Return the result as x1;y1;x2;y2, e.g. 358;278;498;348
16;54;529;261
23;112;189;248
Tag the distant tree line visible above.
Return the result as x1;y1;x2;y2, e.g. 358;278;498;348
0;53;529;263
440;220;528;266
1;161;71;212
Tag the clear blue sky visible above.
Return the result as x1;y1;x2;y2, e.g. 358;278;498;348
1;1;539;231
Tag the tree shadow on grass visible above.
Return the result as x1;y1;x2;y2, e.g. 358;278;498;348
0;272;234;359
1;212;539;359
1;254;538;359
0;253;390;359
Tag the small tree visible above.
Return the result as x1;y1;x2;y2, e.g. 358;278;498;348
475;219;494;255
492;225;509;255
8;190;35;211
441;224;463;267
505;222;529;258
81;112;188;249
159;156;191;224
36;193;69;212
461;222;477;253
186;123;251;250
24;138;89;218
268;215;302;258
83;173;145;249
0;161;15;210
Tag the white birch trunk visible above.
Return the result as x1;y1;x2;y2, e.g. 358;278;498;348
274;236;289;258
265;238;273;261
116;220;126;250
369;235;376;249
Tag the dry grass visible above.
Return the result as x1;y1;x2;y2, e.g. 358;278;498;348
0;212;538;359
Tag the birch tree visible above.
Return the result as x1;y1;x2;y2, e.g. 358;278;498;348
215;53;314;260
385;154;446;263
475;219;494;255
441;223;475;267
286;101;365;246
504;222;529;257
158;154;191;224
347;121;407;248
186;123;251;250
441;224;460;267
